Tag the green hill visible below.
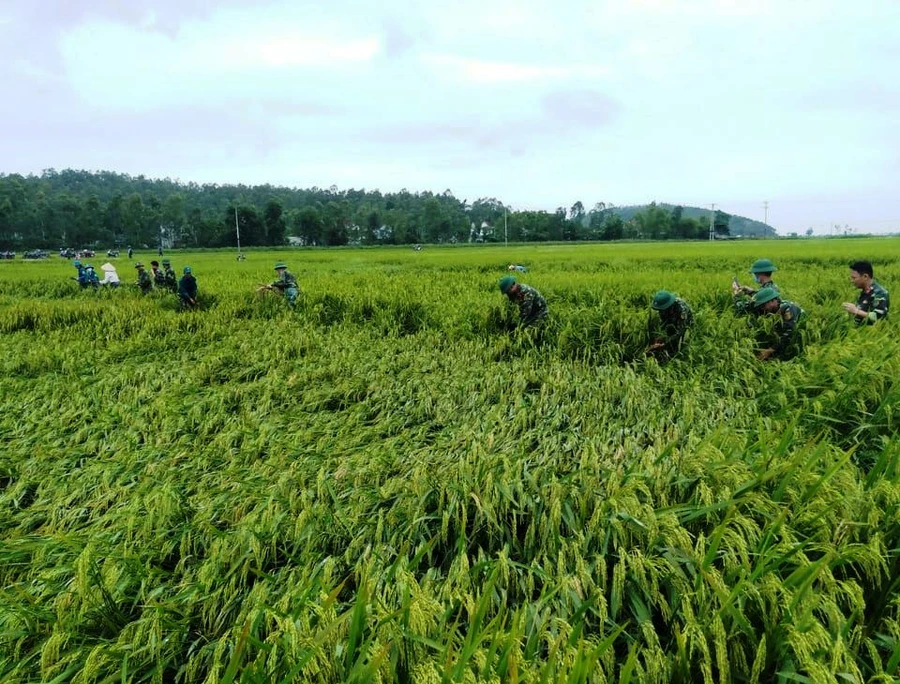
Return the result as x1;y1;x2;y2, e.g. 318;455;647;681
610;203;777;237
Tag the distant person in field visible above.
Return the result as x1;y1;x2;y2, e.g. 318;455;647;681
162;259;178;292
647;290;693;359
178;266;198;309
99;262;120;287
752;288;804;360
259;261;299;306
82;264;100;287
507;264;527;273
135;262;153;294
72;259;87;287
127;246;133;259
499;276;548;328
733;258;779;314
842;260;889;325
150;260;166;288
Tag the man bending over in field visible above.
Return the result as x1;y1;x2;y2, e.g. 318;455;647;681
135;262;153;294
752;288;803;360
647;290;693;359
259;261;299;306
842;260;889;325
733;258;779;315
178;266;198;309
162;259;178;292
499;276;548;328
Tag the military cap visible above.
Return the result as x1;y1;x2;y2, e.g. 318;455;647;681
752;288;780;307
651;290;676;310
749;258;777;274
499;276;516;293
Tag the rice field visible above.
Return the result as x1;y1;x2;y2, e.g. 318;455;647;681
1;239;899;683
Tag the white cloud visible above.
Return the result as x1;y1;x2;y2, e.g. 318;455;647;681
421;54;609;84
11;59;62;83
59;10;381;110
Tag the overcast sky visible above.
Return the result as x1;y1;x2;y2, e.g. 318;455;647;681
2;0;898;234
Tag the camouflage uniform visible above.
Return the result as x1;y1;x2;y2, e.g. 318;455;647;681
137;269;153;294
164;266;178;292
153;268;167;288
271;269;299;305
763;300;804;359
650;298;693;356
511;284;548;327
854;281;889;325
735;281;779;315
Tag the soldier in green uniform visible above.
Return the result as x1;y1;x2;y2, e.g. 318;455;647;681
647;290;693;358
499;276;548;327
753;288;803;360
260;261;299;306
135;262;153;294
842;260;889;325
733;258;779;315
150;260;166;288
162;259;178;292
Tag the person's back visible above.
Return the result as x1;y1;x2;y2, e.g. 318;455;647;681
649;290;694;356
99;263;119;287
499;277;548;327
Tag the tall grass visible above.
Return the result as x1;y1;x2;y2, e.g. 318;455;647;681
1;239;898;682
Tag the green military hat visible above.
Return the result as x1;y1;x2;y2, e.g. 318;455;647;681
134;262;144;268
274;261;287;270
752;288;780;307
183;266;192;274
73;259;81;267
499;276;516;293
162;259;171;266
651;290;676;311
749;258;777;274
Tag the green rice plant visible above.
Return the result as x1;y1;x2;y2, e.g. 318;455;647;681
1;239;899;682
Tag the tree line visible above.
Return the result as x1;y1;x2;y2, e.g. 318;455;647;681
0;169;731;250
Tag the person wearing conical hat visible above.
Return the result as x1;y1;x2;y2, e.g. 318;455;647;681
499;276;547;328
99;262;120;287
752;288;804;360
733;258;780;315
647;290;693;359
260;261;299;306
135;262;153;294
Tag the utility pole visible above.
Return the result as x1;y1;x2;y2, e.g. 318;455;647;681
504;207;508;246
709;203;716;241
763;201;769;228
234;207;241;255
